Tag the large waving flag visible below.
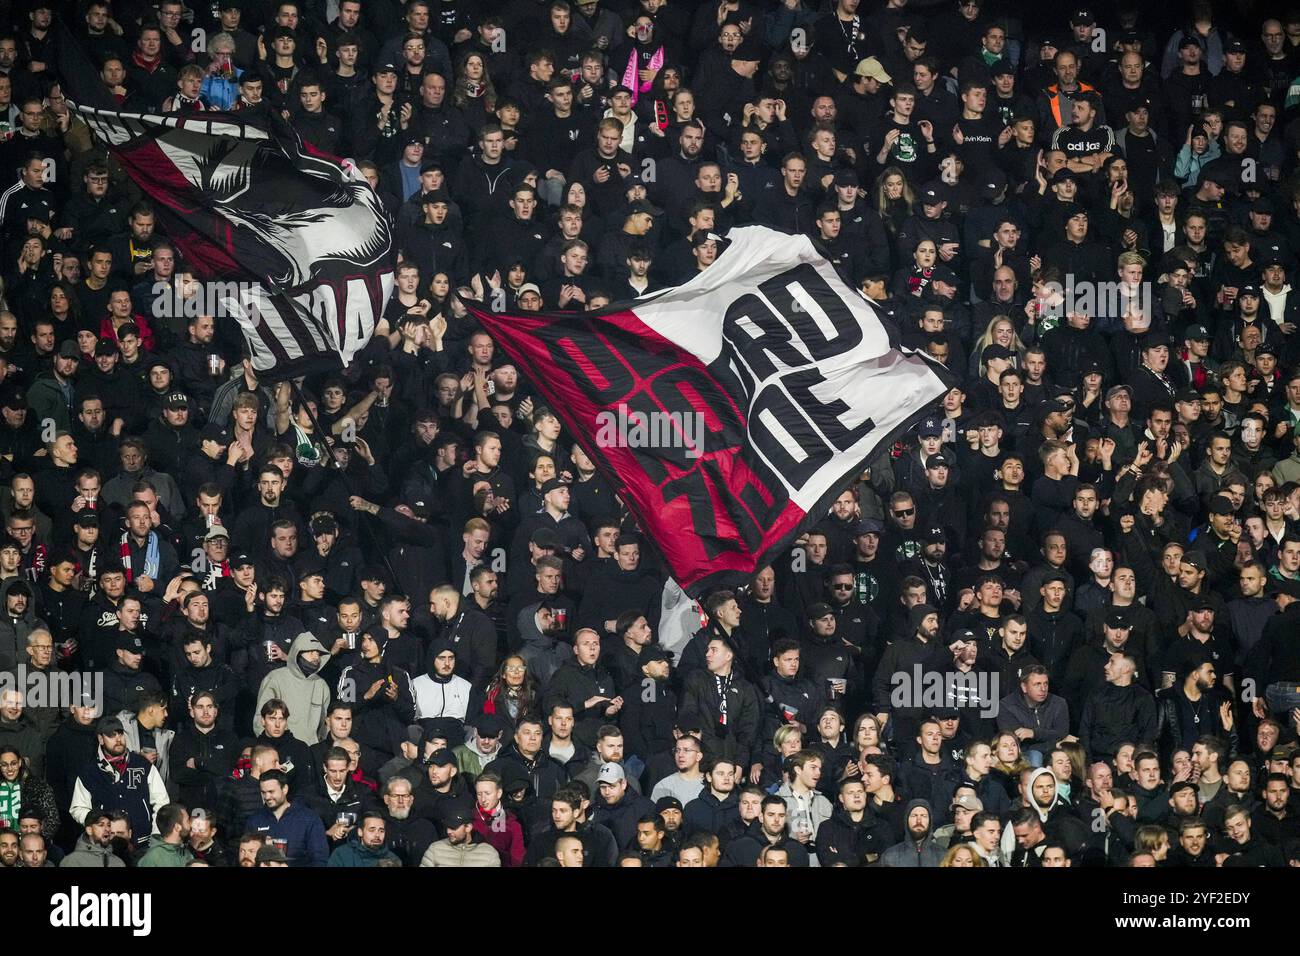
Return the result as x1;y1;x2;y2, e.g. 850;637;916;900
467;226;950;595
55;25;394;381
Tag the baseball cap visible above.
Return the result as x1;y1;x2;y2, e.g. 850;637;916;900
310;514;339;536
1104;609;1132;629
374;61;399;75
93;339;118;357
163;391;189;410
0;388;25;411
923;526;947;542
982;343;1015;362
932;265;958;285
204;524;230;541
539;477;571;495
1181;552;1206;571
1174;388;1201;404
1208;496;1235;516
1184;324;1210;341
980;168;1008;199
231;551;255;569
952;792;984;813
596;762;626;785
925;454;950;469
1071;7;1096;24
97;716;125;736
854;57;891;83
833;168;859;188
1051;168;1079;186
1178;33;1202;50
638;644;672;666
989;58;1015;78
426;749;457;768
1105;384;1132;401
806;602;835;620
57;341;80;360
440;805;473;829
853;518;883;536
115;633;144;653
919;181;946;204
917;416;944;438
1226;38;1247;54
516;282;542;298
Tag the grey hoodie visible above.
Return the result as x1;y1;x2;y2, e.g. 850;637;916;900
59;832;126;868
517;603;572;689
254;633;332;743
878;798;944;867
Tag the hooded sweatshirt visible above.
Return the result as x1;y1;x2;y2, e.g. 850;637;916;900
516;602;573;687
254;633;333;744
999;767;1087;861
59;832;127;868
411;639;473;722
878;798;944;867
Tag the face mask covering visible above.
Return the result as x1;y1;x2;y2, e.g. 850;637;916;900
298;654;322;676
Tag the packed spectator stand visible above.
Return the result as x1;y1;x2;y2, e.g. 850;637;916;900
0;0;1299;871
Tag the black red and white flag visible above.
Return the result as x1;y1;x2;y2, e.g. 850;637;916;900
65;100;393;381
468;226;949;595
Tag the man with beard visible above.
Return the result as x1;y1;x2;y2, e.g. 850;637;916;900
137;803;194;867
872;604;942;743
411;638;471;726
619;645;678;771
599;612;654;697
1156;651;1235;761
247;768;329;867
60;809;125;868
901;528;953;612
70;716;169;849
378;775;435;867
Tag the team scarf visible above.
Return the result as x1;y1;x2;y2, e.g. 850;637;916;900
714;672;731;728
120;531;160;582
23;543;46;583
621;44;664;104
202;558;232;590
0;781;19;829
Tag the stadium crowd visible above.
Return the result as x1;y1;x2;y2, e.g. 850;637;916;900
0;0;1299;869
